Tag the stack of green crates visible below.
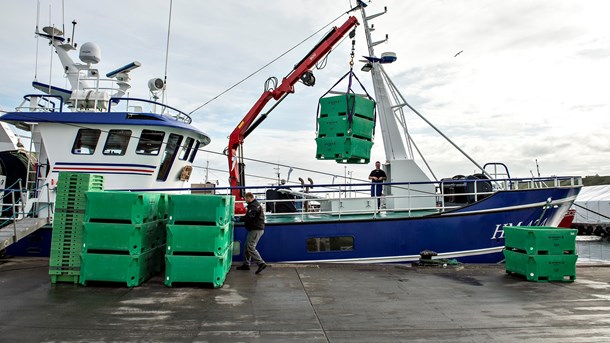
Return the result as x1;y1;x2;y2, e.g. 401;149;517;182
50;172;104;284
315;94;375;164
504;226;578;282
164;194;235;288
80;191;165;287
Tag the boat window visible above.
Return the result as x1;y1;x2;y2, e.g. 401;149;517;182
103;130;132;156
157;133;183;181
136;130;165;155
178;137;195;160
188;140;201;163
72;129;101;155
306;236;354;253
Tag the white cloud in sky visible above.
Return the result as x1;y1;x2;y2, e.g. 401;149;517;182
1;0;609;188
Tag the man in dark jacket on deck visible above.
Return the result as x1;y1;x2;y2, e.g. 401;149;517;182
236;192;267;274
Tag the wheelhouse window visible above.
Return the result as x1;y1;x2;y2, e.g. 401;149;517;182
136;130;164;155
306;236;354;252
157;133;183;181
103;130;132;156
188;140;201;163
72;129;101;155
178;137;195;160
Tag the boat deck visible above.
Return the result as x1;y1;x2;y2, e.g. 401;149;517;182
2;257;610;342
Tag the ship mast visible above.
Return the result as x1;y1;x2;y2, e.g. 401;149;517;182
359;6;409;161
358;2;436;210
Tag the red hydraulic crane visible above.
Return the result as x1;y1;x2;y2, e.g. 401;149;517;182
227;15;359;212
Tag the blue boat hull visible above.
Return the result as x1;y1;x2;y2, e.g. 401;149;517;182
7;187;579;264
233;187;580;264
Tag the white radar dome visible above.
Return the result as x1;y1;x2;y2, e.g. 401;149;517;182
79;42;101;64
380;52;397;63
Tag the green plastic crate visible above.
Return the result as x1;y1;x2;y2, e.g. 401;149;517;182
58;172;105;183
504;250;577;282
57;173;105;192
55;199;88;211
317;116;374;140
80;245;165;287
50;274;80;284
52;211;86;229
83;219;165;255
164;248;232;288
55;190;89;199
50;210;85;277
158;194;169;219
315;136;372;164
504;226;577;255
85;191;161;224
166;222;233;256
56;183;104;192
49;261;80;274
168;194;234;226
319;94;375;119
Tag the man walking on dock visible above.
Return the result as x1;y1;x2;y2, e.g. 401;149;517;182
236;192;268;274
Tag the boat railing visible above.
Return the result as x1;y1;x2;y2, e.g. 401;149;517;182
121;175;581;221
16;94;65;113
0;180;53;225
243;175;581;220
13;72;192;124
0;179;26;236
108;97;192;124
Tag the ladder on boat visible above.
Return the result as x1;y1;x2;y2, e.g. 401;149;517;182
0;217;49;251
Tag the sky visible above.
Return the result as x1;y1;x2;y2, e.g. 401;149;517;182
1;0;609;188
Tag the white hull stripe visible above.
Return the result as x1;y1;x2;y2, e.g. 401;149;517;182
279;246;505;264
439;195;578;217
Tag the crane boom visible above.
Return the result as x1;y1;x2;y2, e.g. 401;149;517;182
227;15;359;208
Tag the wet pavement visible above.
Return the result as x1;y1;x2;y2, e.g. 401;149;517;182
2;257;610;342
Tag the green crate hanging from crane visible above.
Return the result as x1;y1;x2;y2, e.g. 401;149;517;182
314;34;377;164
315;93;376;165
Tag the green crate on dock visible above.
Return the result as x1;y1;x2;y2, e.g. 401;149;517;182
504;226;577;255
56;173;105;195
80;245;165;287
158;194;169;219
166;222;233;256
83;219;166;255
50;274;80;284
49;212;86;282
56;182;105;193
49;249;81;272
53;209;87;223
58;172;105;183
504;250;577;282
57;173;105;188
54;197;88;211
164;248;232;288
168;194;234;226
85;191;161;224
49;256;81;274
315;136;372;164
319;94;375;119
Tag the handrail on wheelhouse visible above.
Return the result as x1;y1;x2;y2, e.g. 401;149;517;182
108;97;192;124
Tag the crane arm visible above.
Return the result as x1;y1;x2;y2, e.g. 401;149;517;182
227;15;359;205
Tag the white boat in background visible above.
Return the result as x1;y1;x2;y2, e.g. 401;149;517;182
1;1;582;263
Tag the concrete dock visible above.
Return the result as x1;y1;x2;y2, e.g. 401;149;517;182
2;257;610;342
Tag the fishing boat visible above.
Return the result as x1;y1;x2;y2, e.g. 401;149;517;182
1;2;581;263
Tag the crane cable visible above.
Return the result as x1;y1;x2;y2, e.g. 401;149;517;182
188;12;348;115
